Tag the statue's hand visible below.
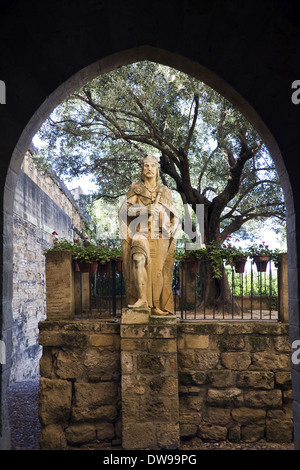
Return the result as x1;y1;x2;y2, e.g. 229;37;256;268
151;203;162;217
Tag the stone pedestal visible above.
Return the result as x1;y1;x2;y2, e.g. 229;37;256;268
121;307;150;324
120;309;179;450
45;250;74;320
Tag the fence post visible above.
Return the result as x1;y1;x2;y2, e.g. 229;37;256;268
278;252;289;323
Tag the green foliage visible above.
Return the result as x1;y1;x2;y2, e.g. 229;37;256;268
44;232;122;264
175;234;283;279
36;61;286;244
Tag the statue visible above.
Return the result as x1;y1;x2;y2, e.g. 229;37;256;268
119;155;177;316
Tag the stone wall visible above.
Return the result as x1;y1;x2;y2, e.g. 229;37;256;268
178;322;293;445
39;320;121;449
11;151;86;382
38;318;293;449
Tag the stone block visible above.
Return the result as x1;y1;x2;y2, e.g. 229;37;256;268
121;395;140;420
149;315;177;325
89;334;114;347
273;336;291;353
221;352;251;370
122;308;150;324
122;374;148;396
266;418;294;443
157;423;180;448
121;351;135;374
247;335;271;352
236;371;274;390
207;370;236;388
179;371;206;386
228;426;241;442
147;338;177;354
45;250;74;320
122;422;157;449
185;393;206;412
83;348;120;380
56;349;84;379
198;424;227;441
137;353;165;373
241;425;265;442
40;424;67;450
219;335;246;351
207;388;243;407
193;351;219;369
244;390;282;408
231;407;266;424
72;382;118;421
96;422;115;441
39;378;72;426
275;371;292;389
205;407;231;425
149;375;178;396
185;334;209;349
39;347;53;378
121;324;176;339
139;396;179;421
180;423;198;438
73;401;118;423
251;352;290;370
65;423;97;445
75;381;118;406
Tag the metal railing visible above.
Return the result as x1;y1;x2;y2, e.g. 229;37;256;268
74;257;283;322
176;259;279;321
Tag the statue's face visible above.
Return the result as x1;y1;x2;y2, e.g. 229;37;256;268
143;161;157;179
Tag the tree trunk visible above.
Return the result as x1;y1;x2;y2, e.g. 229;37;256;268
198;258;240;315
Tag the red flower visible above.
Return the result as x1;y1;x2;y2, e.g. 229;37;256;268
52;231;58;235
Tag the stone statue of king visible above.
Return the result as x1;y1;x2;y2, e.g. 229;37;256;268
119;155;177;316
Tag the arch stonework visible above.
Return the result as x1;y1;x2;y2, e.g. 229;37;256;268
0;1;300;449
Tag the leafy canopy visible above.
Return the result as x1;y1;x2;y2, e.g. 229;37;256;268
36;61;285;242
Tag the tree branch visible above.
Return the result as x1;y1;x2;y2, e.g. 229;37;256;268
184;94;199;154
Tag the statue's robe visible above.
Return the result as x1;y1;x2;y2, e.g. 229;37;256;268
119;182;177;314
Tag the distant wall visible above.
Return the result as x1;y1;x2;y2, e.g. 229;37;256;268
11;151;87;382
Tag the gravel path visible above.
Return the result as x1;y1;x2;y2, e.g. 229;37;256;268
7;380;294;451
8;379;41;450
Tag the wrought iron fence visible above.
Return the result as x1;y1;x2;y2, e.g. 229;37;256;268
74;256;284;322
176;259;279;321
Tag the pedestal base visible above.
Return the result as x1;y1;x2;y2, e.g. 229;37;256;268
149;314;177;325
120;310;179;450
121;307;150;324
122;307;177;325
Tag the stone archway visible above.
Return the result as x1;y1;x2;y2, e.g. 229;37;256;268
1;46;298;449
